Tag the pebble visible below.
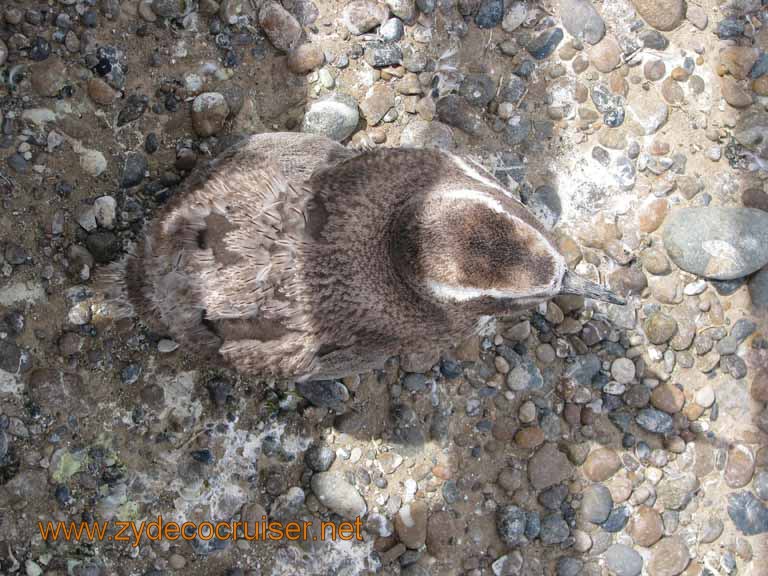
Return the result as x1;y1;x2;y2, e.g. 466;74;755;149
31;58;68;97
474;0;503;29
699;516;724;543
637;198;668;233
663;207;768;280
721;77;753;109
644;312;677;344
650;383;684;413
755;471;768;501
259;1;302;52
629;505;663;547
627;89;669;134
302;94;360;141
636;408;674;434
658;472;698;510
560;0;605;45
287;43;325;74
581;483;613;524
120;154;147;189
611;358;635;384
380;18;404;42
0;40;6;67
528;443;573;490
311;472;367;520
94;196;117;229
584;448;621;481
436;95;486;136
648;536;690;576
117;94;148;126
501;2;527;33
540;512;569;544
295;379;349;411
496;505;530;546
459;74;496;107
191;92;230;137
631;0;684;31
157;339;178;353
685;5;707;30
395;501;427;548
305;444;336;472
365;42;403;68
725;444;755;489
590;36;621;73
87;78;119;106
694;385;715;408
605;544;643;576
342;0;389;35
717;318;756;355
728;491;768;535
661;78;684;105
526;28;563;60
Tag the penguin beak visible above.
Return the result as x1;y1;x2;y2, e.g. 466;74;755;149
559;270;626;305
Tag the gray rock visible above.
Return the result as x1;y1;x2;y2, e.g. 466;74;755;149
560;0;605;45
716;318;757;354
605;544;643;576
474;0;503;28
305;444;336;472
636;408;674;434
631;0;684;31
581;483;613;524
379;17;404;42
658;472;699;510
506;358;543;391
750;266;768;309
302;94;360;141
556;557;583;576
663;207;768;280
436;95;486;136
540;512;569;544
496;505;528;546
364;41;403;67
526;28;563;60
399;120;453;149
120;153;147;188
755;471;768;501
311;472;367;520
295;379;350;411
734;112;768;160
459;74;496;107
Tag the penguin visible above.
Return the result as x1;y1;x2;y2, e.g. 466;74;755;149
99;132;623;381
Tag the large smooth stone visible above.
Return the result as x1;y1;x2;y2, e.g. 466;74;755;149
560;0;605;45
631;0;684;31
663;207;768;280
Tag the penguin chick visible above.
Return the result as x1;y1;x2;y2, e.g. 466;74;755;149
99;132;622;381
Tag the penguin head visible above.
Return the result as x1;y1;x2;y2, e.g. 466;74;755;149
393;183;624;312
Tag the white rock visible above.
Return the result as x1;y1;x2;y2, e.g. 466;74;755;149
694;385;715;408
76;205;98;232
157;339;179;353
80;149;107;177
94;196;117;229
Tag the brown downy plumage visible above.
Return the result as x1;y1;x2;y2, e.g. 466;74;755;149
99;132;622;381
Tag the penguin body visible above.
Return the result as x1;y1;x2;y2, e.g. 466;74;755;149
101;133;619;380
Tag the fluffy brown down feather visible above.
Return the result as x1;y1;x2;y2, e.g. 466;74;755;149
98;133;563;380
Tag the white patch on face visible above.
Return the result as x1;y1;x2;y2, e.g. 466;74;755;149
438;188;513;219
428;280;555;302
427;187;569;303
450;155;508;194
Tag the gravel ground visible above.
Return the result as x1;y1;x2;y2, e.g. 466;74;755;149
1;0;768;575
